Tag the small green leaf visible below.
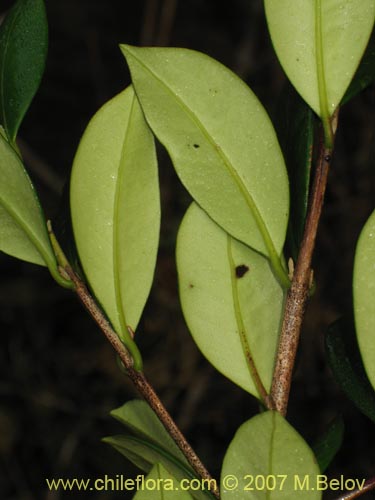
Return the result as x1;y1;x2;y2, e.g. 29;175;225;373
121;45;289;287
274;83;314;261
221;412;321;499
105;402;214;500
134;464;194;500
265;0;375;122
342;27;375;105
110;400;190;468
312;416;344;472
353;209;375;394
177;203;285;399
0;0;48;143
70;86;160;369
0;132;69;286
326;316;375;423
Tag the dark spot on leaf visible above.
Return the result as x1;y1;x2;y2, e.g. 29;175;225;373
296;58;300;62
193;144;200;149
235;264;249;278
188;283;194;288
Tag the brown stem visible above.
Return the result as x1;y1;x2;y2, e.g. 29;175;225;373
271;126;335;415
155;0;178;46
333;477;375;500
62;265;219;499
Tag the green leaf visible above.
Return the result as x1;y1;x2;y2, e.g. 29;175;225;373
264;0;375;121
133;464;194;500
106;401;215;500
221;411;321;499
326;316;375;423
353;209;375;394
177;203;285;399
342;27;375;105
70;86;160;369
110;400;191;468
274;83;314;261
0;0;48;143
0;131;69;286
121;45;290;287
312;416;344;472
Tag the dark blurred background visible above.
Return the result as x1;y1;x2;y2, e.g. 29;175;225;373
0;0;375;498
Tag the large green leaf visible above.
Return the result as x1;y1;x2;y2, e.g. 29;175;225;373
105;402;214;500
70;86;160;369
221;412;321;499
134;464;194;500
121;45;289;287
0;0;48;143
353;209;375;393
265;0;375;119
275;83;314;261
177;203;285;398
0;131;68;286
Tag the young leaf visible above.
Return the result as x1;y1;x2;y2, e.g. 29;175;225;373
177;203;285;399
221;411;321;499
110;400;190;468
353;209;375;394
121;45;290;287
312;416;344;472
264;0;375;120
134;464;194;500
0;0;48;143
105;402;213;500
342;28;375;105
326;317;375;423
274;83;314;261
70;86;160;370
0;131;69;287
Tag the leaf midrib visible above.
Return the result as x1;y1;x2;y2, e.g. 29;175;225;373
0;192;46;264
227;235;268;399
315;0;330;121
112;93;134;334
126;48;281;261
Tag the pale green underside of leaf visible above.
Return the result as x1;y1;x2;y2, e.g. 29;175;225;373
265;0;375;117
177;203;285;398
221;412;321;500
353;209;375;391
121;44;289;259
134;464;194;500
0;132;53;266
70;86;160;338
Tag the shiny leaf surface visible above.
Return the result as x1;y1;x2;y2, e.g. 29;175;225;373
0;0;48;142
